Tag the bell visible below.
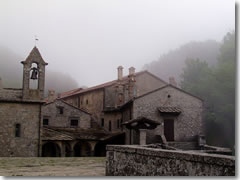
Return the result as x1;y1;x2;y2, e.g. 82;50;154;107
30;67;38;80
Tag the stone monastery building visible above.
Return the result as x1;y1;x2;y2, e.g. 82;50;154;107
0;47;204;157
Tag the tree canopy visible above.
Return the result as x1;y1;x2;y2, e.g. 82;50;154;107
180;31;235;149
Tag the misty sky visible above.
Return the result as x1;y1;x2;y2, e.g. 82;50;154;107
0;0;235;87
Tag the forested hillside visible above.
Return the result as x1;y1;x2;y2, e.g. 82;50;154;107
144;32;235;150
0;46;79;96
180;32;235;150
143;40;220;83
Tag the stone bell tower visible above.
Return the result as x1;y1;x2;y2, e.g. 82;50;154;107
21;46;48;101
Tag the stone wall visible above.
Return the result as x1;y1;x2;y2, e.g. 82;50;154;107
0;89;23;101
133;85;203;142
64;89;104;126
0;102;41;157
42;99;91;129
103;112;122;132
135;72;166;96
106;145;235;176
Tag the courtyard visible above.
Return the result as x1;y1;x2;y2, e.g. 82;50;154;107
0;157;106;176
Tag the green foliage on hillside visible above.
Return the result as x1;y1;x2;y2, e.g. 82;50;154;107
180;32;235;149
143;40;220;83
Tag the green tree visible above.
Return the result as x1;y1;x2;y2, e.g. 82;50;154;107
180;31;235;150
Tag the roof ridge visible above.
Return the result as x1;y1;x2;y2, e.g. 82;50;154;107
135;84;203;101
59;99;92;114
60;70;147;98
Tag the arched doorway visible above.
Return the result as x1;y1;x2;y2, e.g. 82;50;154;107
42;142;61;157
95;133;125;156
94;142;107;157
73;141;91;157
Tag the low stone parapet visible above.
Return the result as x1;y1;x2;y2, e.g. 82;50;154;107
106;145;235;176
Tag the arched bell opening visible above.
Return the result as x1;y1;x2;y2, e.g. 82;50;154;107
29;62;39;89
42;142;61;157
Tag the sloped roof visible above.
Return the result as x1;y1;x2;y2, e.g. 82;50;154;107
42;127;124;141
42;127;74;141
103;99;133;112
44;98;91;115
21;46;48;65
158;106;182;115
60;71;167;98
158;106;182;113
135;84;203;101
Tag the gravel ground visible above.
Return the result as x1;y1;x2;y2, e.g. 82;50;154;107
0;157;106;176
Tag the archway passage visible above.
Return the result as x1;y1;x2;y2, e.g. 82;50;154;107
73;141;91;157
94;133;125;157
42;142;61;157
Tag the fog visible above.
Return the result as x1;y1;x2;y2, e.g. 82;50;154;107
0;0;234;87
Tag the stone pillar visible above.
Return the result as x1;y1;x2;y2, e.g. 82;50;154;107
61;143;66;157
139;129;147;145
88;141;97;156
56;141;65;157
70;141;76;157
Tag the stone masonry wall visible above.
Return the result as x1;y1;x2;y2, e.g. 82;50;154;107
42;100;91;129
64;89;104;126
0;102;41;157
133;86;203;142
103;112;122;133
106;145;235;176
135;72;166;97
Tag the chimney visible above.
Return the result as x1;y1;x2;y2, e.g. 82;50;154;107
129;67;135;76
0;77;2;90
169;77;177;87
48;89;57;102
117;66;123;81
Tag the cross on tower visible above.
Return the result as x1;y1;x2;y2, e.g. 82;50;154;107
34;35;39;46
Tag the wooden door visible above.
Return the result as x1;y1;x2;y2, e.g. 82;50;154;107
164;119;174;141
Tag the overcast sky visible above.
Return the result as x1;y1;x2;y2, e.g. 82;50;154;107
0;0;235;87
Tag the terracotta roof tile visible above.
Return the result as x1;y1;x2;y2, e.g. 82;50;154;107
158;106;182;113
42;127;124;141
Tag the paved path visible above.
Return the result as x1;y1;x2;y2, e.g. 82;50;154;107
0;157;106;176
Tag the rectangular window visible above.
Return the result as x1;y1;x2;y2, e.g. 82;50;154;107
15;124;21;137
117;119;120;129
109;121;112;131
101;118;104;127
57;107;64;114
43;119;49;126
71;119;79;127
